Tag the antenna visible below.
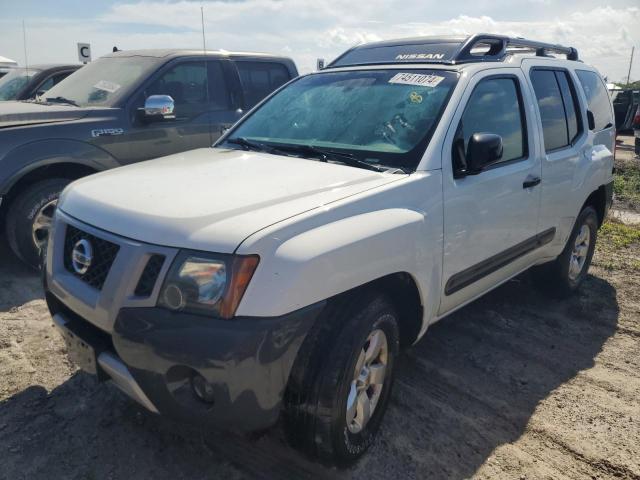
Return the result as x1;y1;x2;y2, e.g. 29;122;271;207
22;20;29;77
201;6;214;144
201;6;207;54
626;46;635;86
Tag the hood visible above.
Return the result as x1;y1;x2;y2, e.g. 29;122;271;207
59;148;404;253
0;101;89;128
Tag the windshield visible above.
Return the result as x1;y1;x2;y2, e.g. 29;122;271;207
0;68;40;100
223;69;457;171
41;56;158;107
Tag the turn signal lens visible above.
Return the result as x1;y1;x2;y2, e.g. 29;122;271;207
219;255;259;319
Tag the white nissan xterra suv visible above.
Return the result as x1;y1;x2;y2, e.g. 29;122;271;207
44;34;615;465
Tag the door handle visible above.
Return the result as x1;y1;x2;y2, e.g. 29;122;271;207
523;176;541;189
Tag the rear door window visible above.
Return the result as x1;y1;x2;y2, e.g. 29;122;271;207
530;69;582;151
235;61;291;109
530;70;567;151
576;70;613;131
555;71;581;143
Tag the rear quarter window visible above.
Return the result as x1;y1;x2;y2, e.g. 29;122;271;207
575;70;613;131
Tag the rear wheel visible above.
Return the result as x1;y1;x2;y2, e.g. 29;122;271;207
4;179;70;269
283;291;399;466
532;206;598;297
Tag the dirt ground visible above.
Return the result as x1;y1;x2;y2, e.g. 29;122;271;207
1;136;639;480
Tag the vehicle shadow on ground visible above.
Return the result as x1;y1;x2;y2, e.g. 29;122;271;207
0;273;619;480
0;240;43;312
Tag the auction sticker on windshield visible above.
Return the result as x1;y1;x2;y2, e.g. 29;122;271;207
93;80;121;93
389;73;445;88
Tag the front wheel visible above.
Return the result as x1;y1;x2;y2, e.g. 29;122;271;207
284;292;400;466
4;179;70;269
532;205;598;297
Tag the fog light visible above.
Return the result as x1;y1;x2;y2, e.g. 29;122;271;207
191;374;216;404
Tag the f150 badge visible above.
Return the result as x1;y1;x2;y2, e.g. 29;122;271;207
91;128;124;138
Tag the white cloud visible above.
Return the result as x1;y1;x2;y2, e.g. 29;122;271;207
0;2;638;82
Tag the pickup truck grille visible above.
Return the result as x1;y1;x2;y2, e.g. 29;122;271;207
63;225;120;290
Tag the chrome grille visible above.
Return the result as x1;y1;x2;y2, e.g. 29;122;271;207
63;225;120;290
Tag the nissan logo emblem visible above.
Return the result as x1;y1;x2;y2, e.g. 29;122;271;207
71;239;93;275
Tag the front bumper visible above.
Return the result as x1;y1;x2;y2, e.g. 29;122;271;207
44;211;325;431
47;291;324;431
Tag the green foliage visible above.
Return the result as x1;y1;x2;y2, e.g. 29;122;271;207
613;162;640;208
599;221;640;249
615;80;640;90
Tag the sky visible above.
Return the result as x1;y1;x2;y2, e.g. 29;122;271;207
0;0;638;82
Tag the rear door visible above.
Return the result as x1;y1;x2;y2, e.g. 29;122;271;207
522;61;614;253
440;69;542;314
523;65;586;252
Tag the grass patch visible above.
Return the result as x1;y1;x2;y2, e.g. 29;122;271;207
599;220;640;248
613;161;640;209
593;220;640;271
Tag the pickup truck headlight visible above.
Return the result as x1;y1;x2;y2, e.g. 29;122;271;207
158;251;259;319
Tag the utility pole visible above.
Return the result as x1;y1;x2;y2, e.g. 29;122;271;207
22;20;29;76
627;46;635;85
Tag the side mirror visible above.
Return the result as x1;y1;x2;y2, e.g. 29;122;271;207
586;110;595;130
141;95;175;121
465;133;503;174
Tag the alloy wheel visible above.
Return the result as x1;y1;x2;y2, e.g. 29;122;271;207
31;199;57;252
346;328;389;434
568;224;590;280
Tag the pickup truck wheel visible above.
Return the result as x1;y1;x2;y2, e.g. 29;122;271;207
283;292;400;466
532;206;598;297
4;179;70;269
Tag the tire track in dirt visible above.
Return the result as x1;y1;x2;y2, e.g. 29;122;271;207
528;428;640;480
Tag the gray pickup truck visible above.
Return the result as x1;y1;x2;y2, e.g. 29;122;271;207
0;49;297;267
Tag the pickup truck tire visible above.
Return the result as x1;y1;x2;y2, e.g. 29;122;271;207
5;178;70;269
532;206;598;297
283;291;400;466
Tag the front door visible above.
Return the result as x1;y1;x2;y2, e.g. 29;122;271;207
439;70;543;315
119;58;240;164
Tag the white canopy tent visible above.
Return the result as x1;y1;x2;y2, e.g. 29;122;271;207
0;56;18;77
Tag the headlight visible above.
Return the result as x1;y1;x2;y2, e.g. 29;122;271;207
158;251;259;319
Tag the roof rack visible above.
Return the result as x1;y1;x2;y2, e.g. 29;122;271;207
456;34;579;62
328;33;579;68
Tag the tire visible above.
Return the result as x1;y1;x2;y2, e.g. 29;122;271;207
283;291;400;466
4;178;70;269
532;206;598;297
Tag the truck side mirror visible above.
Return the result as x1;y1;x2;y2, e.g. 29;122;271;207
465;133;503;174
141;95;175;122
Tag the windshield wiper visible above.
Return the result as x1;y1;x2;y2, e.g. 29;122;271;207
45;96;80;107
271;144;388;173
225;137;281;154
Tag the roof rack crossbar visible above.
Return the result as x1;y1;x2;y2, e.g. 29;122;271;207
454;34;578;63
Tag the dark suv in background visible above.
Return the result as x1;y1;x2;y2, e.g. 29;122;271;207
0;49;297;267
0;64;81;102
